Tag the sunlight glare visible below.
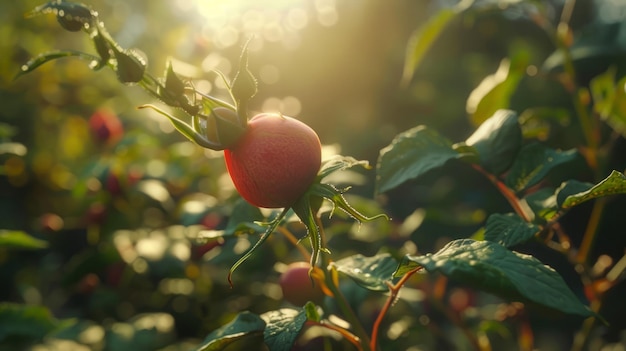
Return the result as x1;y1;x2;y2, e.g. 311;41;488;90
185;0;339;50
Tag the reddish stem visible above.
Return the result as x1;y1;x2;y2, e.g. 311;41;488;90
370;267;421;351
472;165;531;222
277;226;311;262
306;320;363;351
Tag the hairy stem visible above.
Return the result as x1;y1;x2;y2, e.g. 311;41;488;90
370;268;421;351
316;216;372;351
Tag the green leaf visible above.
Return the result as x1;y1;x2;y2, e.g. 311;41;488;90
505;143;580;193
261;308;307;351
605;75;626;137
0;303;58;342
467;55;527;126
113;49;146;84
555;180;593;209
376;125;464;193
332;253;398;291
16;51;100;79
0;230;48;250
524;187;558;221
394;239;593;317
465;110;522;175
27;1;95;32
518;107;571;140
484;213;539;248
303;302;320;322
316;155;370;182
590;67;626;137
195;312;266;351
542;21;626;74
402;8;456;85
559;170;626;209
590;66;617;119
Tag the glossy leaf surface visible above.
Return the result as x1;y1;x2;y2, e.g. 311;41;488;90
395;239;593;317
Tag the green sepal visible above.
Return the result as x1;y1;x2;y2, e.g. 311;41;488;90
227;207;291;287
316;155;371;182
231;42;257;125
198;89;237;112
292;192;328;269
163;61;186;97
15;50;100;80
90;30;112;70
212;108;247;148
290;182;389;269
310;183;389;223
137;104;223;150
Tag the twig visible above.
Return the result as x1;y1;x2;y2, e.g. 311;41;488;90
471;165;532;222
277;226;311;262
370;267;421;351
577;197;607;264
316;216;373;351
306;320;363;351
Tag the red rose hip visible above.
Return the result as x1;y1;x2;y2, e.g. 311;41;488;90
224;113;321;208
279;262;325;306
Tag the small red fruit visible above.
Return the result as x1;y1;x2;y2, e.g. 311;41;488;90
224;113;321;208
89;109;123;145
279;262;325;306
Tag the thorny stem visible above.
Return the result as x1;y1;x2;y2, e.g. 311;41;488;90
370;267;421;351
315;216;373;351
305;320;363;351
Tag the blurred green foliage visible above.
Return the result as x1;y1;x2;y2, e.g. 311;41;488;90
1;0;626;350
